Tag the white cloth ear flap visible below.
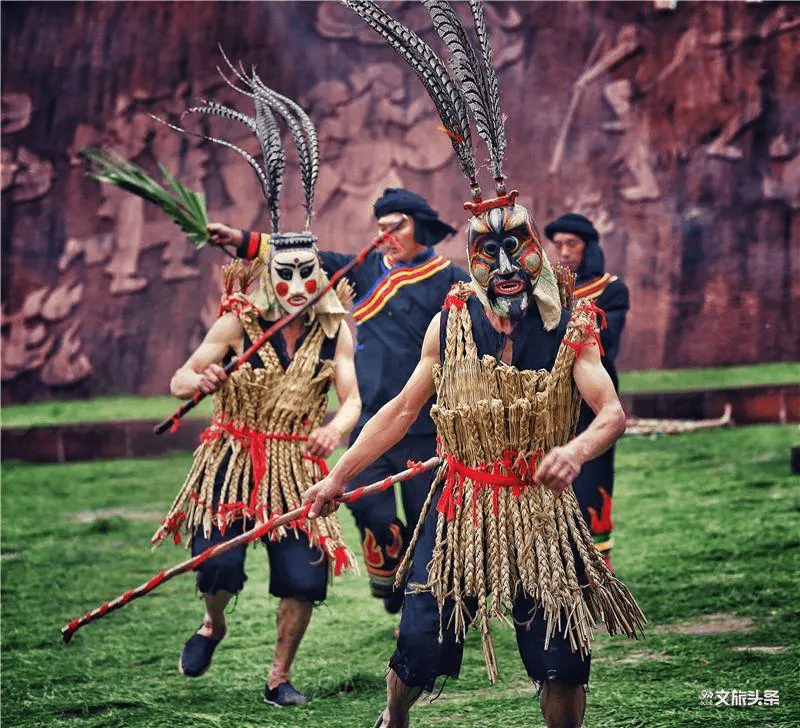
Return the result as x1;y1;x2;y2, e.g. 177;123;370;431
311;268;348;338
533;251;563;332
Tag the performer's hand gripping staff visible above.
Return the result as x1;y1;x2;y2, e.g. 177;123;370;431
153;217;406;435
61;456;439;644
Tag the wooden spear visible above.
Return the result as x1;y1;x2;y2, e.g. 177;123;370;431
61;456;440;645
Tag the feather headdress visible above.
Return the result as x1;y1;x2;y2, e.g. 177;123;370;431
177;48;319;235
342;0;511;209
344;0;563;327
164;50;346;333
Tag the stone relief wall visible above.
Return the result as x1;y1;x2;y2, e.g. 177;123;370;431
2;1;798;404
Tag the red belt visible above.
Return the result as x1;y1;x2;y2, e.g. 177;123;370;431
200;417;329;519
437;449;543;523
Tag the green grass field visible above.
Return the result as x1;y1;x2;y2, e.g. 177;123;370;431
617;361;799;394
2;362;797;427
2;424;799;727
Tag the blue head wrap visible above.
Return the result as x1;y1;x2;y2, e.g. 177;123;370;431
544;212;605;282
373;188;456;247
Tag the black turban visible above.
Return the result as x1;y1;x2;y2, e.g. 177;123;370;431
544;212;604;281
373;188;457;247
543;213;599;245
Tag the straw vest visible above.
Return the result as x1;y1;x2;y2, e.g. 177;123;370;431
402;282;644;682
153;310;356;578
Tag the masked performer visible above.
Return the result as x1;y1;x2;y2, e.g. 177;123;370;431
304;2;645;727
151;66;360;707
545;213;630;571
208;188;469;614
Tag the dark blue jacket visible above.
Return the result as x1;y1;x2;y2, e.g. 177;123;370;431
323;248;469;435
574;240;629;389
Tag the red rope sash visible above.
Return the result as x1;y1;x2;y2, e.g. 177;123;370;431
162;416;332;545
201;417;329;482
437;449;543;523
195;416;330;525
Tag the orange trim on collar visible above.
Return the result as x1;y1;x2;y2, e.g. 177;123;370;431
353;255;451;324
573;273;616;299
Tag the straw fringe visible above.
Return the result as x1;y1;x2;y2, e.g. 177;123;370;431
152;309;356;578
403;285;645;683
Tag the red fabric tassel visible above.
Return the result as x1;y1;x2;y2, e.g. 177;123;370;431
405;459;428;477
436;124;464;144
443;294;466;310
436;457;467;522
332;545;351;576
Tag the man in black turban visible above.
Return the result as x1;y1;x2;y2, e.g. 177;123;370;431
372;187;457;249
207;189;469;612
544;213;630;572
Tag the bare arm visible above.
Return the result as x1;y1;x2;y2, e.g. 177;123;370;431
304;313;441;517
534;338;626;491
169;313;243;399
305;323;361;458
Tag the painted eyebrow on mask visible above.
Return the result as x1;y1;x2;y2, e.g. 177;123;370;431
273;255;317;269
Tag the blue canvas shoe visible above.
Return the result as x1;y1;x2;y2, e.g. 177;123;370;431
264;681;307;707
179;626;225;677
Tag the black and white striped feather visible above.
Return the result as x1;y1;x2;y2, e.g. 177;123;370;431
169;105;280;229
218;50;319;229
342;0;478;189
467;0;506;181
423;0;506;183
252;97;286;233
246;73;319;228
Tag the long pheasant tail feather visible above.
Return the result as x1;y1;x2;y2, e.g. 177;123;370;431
342;0;478;189
160;111;274;210
215;46;322;231
423;2;497;161
278;91;319;229
253;97;285;233
255;80;319;208
217;44;252;92
184;101;256;134
467;0;506;184
247;73;319;229
255;89;314;225
342;2;469;147
215;50;289;232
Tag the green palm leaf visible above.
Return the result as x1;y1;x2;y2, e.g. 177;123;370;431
81;147;209;247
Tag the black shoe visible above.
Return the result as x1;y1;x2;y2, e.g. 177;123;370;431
264;682;307;707
383;587;404;615
179;627;225;677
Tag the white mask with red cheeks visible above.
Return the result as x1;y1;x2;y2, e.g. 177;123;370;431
269;246;321;315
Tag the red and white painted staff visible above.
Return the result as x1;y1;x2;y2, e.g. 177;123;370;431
154;218;407;435
61;457;441;644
